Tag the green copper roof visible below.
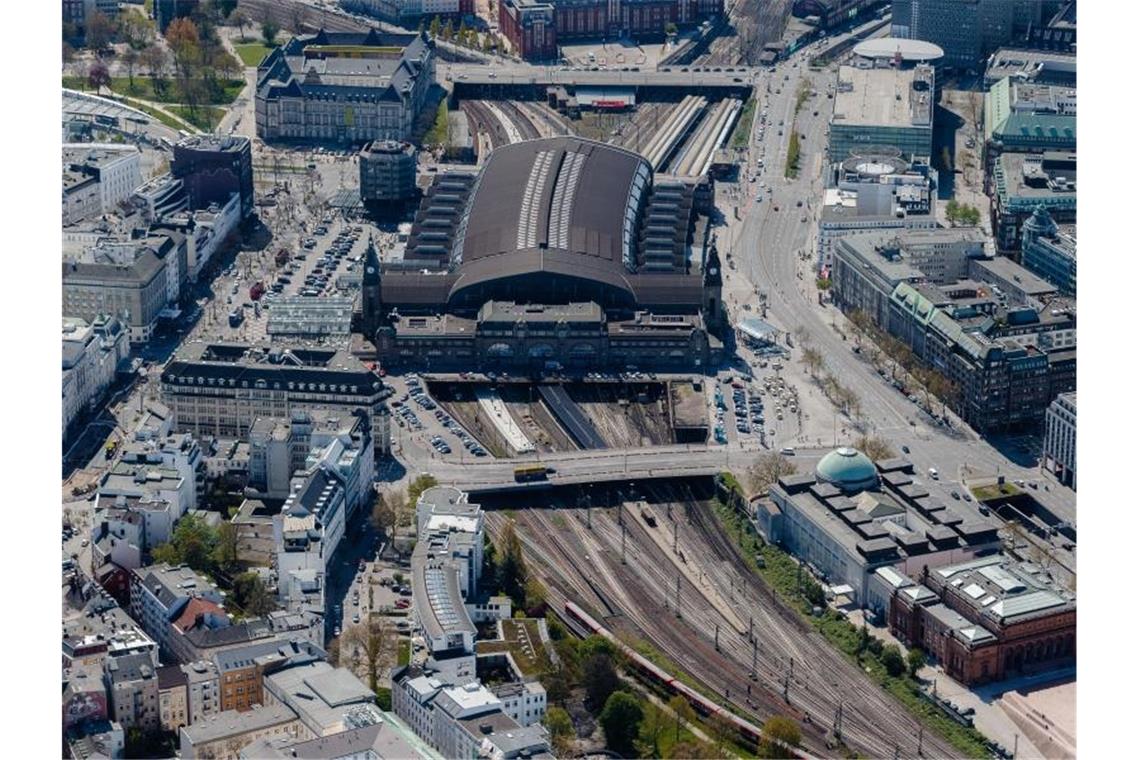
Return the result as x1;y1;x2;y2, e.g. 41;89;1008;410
815;447;879;493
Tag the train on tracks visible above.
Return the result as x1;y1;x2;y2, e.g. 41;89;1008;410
563;600;812;759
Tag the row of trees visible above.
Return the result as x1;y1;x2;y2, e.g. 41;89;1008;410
422;16;501;54
847;309;960;417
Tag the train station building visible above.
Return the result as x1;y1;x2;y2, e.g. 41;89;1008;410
360;136;725;372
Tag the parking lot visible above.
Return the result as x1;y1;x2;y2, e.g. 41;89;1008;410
385;375;493;464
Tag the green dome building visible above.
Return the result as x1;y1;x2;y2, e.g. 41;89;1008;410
815;447;880;493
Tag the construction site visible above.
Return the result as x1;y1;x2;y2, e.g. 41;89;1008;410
483;481;960;759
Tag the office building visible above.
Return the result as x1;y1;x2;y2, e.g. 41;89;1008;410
1020;206;1075;296
500;1;557;61
888;555;1075;685
392;673;551;759
255;30;435;145
360;141;418;203
160;342;391;454
341;0;474;23
1022;0;1075;52
890;0;1019;69
983;48;1076;89
262;662;379;737
63;144;143;222
793;0;887;29
62;315;129;437
828;65;934;163
179;704;304;759
1042;392;1075;489
498;0;724;60
62;247;169;344
983;77;1076;164
830;227;990;323
238;715;439;759
991;151;1075;251
756;450;1000;607
265;296;355;339
248;408;374;514
172;135;255;220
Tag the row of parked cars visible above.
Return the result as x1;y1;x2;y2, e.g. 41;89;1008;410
433;408;488;458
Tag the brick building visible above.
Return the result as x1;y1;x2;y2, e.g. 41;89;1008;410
500;0;724;61
888;555;1075;685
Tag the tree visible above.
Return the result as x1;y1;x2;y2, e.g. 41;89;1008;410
599;691;643;756
63;41;76;65
213;522;239;570
429;16;441;39
149;514;219;572
442;20;454;42
760;715;802;759
261;20;280;47
907;647;926;678
232;10;249;42
667;694;697;743
496;519;529;607
665;22;678;36
141;44;169;95
123;47;140;90
216;0;238;16
458;20;469;44
87;60;112;91
709;711;736;753
166;17;201;108
641;700;669;757
582;653;618;710
853;435;894;461
801;346;824;379
86;11;117;52
232;571;275;616
748;452;798;495
342;618;394;692
371;490;398;539
880;644;905;677
543;706;574;754
406;474;439;511
119;11;154;50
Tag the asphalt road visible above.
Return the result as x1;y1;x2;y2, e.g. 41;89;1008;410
725;48;1077;535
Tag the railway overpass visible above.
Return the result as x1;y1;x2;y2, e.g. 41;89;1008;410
404;443;829;496
443;63;758;94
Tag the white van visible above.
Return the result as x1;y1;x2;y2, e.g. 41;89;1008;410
928;468;939;480
780;447;796;456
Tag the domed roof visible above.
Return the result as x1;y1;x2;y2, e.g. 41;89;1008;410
815;447;880;493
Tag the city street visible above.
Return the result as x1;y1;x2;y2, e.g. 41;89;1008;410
721;46;1077;532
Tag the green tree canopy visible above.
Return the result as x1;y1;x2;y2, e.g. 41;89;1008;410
599;691;643;756
582;653;618;711
761;715;802;758
881;644;905;677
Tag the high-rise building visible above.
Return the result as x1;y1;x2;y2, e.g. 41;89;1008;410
891;0;1017;68
171;135;255;219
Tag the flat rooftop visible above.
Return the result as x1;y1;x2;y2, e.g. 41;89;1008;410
832;65;934;129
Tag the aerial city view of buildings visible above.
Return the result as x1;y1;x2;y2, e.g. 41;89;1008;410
59;0;1080;758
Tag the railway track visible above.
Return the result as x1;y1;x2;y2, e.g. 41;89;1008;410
461;100;508;150
494;488;958;759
